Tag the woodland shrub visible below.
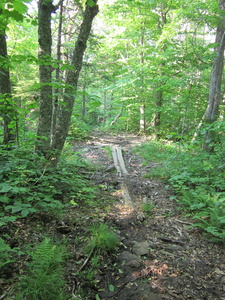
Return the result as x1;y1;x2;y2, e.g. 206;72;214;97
136;141;225;242
0;145;97;227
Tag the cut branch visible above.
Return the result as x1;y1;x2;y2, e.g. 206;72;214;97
110;104;124;126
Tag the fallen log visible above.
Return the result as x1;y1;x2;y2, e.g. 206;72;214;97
111;145;134;210
111;146;129;177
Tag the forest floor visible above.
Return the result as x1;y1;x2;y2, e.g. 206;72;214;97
69;131;225;300
2;132;225;299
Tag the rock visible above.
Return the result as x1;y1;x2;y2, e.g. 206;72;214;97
164;245;183;252
119;251;142;268
137;212;146;222
126;259;141;268
132;241;150;256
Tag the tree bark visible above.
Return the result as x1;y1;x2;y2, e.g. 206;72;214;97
36;0;55;155
0;29;16;146
140;103;145;132
82;83;86;118
153;87;163;138
203;0;225;152
51;0;99;165
139;22;145;133
52;0;64;140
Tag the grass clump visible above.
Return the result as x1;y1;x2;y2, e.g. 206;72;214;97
15;238;67;300
88;223;119;254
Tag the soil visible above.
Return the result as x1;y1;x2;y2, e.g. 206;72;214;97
1;132;225;300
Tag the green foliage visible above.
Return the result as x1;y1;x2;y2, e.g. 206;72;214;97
0;145;97;226
0;0;31;28
68;118;92;140
136;140;225;242
179;190;225;242
136;140;177;164
15;238;67;300
88;223;119;254
0;237;24;271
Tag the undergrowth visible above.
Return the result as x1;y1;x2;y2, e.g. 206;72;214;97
0;144;100;278
15;238;68;300
135;140;225;243
0;145;98;227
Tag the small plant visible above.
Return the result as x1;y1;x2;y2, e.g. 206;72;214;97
91;254;100;268
15;238;67;300
88;223;119;254
142;202;154;216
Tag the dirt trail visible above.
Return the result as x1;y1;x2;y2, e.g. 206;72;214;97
73;132;225;300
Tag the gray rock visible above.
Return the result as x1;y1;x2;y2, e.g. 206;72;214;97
132;241;150;256
119;251;142;268
137;212;146;221
126;259;141;268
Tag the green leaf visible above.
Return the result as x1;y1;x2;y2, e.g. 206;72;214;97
0;216;17;226
109;284;115;292
95;295;101;300
21;209;29;217
0;237;11;251
0;196;9;203
87;0;95;7
13;0;28;14
0;184;13;193
5;10;24;22
11;205;23;213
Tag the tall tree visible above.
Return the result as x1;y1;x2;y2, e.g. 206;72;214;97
0;0;30;145
52;0;64;138
51;0;99;165
0;29;16;145
36;0;55;155
203;0;225;151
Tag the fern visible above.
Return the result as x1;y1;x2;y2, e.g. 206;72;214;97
16;238;67;300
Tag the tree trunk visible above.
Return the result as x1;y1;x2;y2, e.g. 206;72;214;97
140;103;145;132
152;87;163;139
52;0;64;140
0;31;16;146
51;0;99;165
36;0;54;155
139;23;145;133
82;84;86;118
203;0;225;152
103;91;107;123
